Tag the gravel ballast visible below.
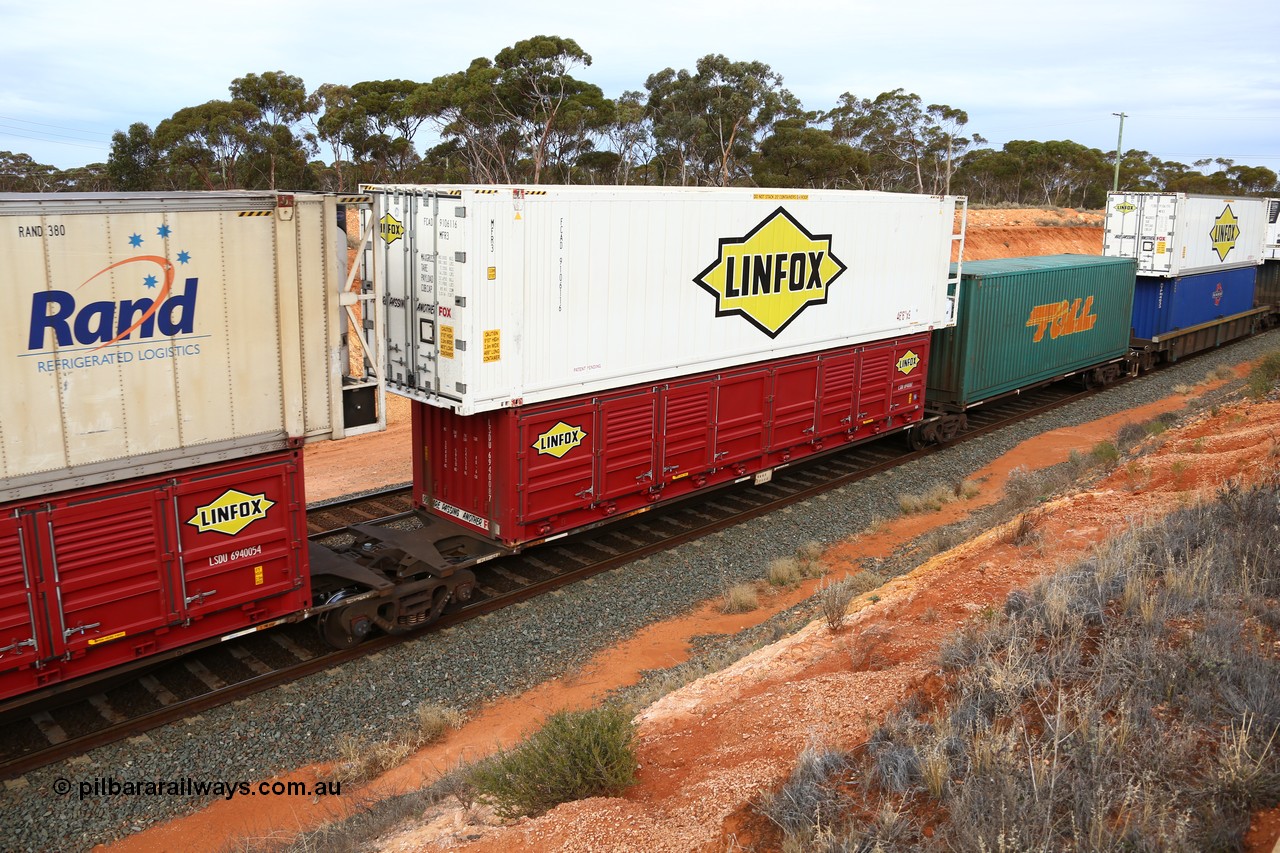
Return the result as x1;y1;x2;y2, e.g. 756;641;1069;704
3;328;1278;852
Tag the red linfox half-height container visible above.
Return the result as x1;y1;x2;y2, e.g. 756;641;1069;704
414;332;930;549
0;450;308;703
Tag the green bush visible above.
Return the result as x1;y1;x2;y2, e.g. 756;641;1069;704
468;706;638;818
1247;350;1280;399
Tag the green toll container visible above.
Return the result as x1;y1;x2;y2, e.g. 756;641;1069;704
928;254;1137;410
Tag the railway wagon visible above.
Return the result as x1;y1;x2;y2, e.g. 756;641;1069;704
0;192;383;704
365;185;962;549
927;255;1138;414
1103;192;1268;276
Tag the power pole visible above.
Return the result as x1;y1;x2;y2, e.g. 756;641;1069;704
1112;112;1127;192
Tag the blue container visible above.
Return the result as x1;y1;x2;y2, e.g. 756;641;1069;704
1131;266;1257;339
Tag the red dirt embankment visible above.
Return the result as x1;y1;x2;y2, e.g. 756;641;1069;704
958;207;1103;261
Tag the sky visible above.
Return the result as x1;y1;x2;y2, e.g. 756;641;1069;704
1;0;1277;176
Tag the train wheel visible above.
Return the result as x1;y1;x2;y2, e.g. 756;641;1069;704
319;600;379;649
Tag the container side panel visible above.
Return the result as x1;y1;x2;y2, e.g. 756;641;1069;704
44;489;172;659
210;214;284;442
418;332;931;549
661;381;715;482
857;347;892;423
426;404;497;531
518;402;596;520
769;359;820;450
815;352;858;435
172;457;305;617
2;221;72;477
1133;267;1258;339
713;369;770;466
597;393;659;501
889;336;929;418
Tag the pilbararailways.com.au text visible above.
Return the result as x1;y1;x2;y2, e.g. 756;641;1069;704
53;776;342;801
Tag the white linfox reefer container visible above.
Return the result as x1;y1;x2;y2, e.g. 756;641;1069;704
1265;198;1280;261
365;185;965;415
1;191;384;502
1103;191;1267;276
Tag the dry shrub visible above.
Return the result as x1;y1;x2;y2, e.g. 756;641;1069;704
1006;508;1045;547
1208;363;1236;382
898;482;959;514
760;477;1280;850
332;703;465;783
721;582;759;614
767;556;803;587
820;576;864;631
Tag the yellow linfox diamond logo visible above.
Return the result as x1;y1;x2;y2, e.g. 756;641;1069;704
533;422;587;458
187;489;275;536
1113;202;1136;214
1209;205;1240;262
896;351;921;375
694;207;847;338
379;212;405;245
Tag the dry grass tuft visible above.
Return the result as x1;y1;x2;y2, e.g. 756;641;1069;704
721;583;759;614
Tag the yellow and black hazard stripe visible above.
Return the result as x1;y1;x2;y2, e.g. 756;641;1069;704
474;189;500;195
336;195;370;204
238;210;272;217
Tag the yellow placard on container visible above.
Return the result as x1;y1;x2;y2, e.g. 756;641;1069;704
254;565;264;586
440;325;455;359
483;329;501;363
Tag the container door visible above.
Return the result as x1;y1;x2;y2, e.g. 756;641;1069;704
856;344;893;425
769;359;819;451
660;381;715;484
172;458;305;618
712;367;769;467
596;392;658;501
0;515;41;672
379;190;422;390
815;352;858;436
888;338;928;420
430;191;470;405
40;489;173;660
1138;194;1178;275
519;402;597;522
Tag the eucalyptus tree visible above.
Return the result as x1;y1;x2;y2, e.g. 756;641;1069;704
752;119;868;189
646;54;799;186
827;89;981;194
154;99;261;189
107;122;160;190
230;71;318;189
